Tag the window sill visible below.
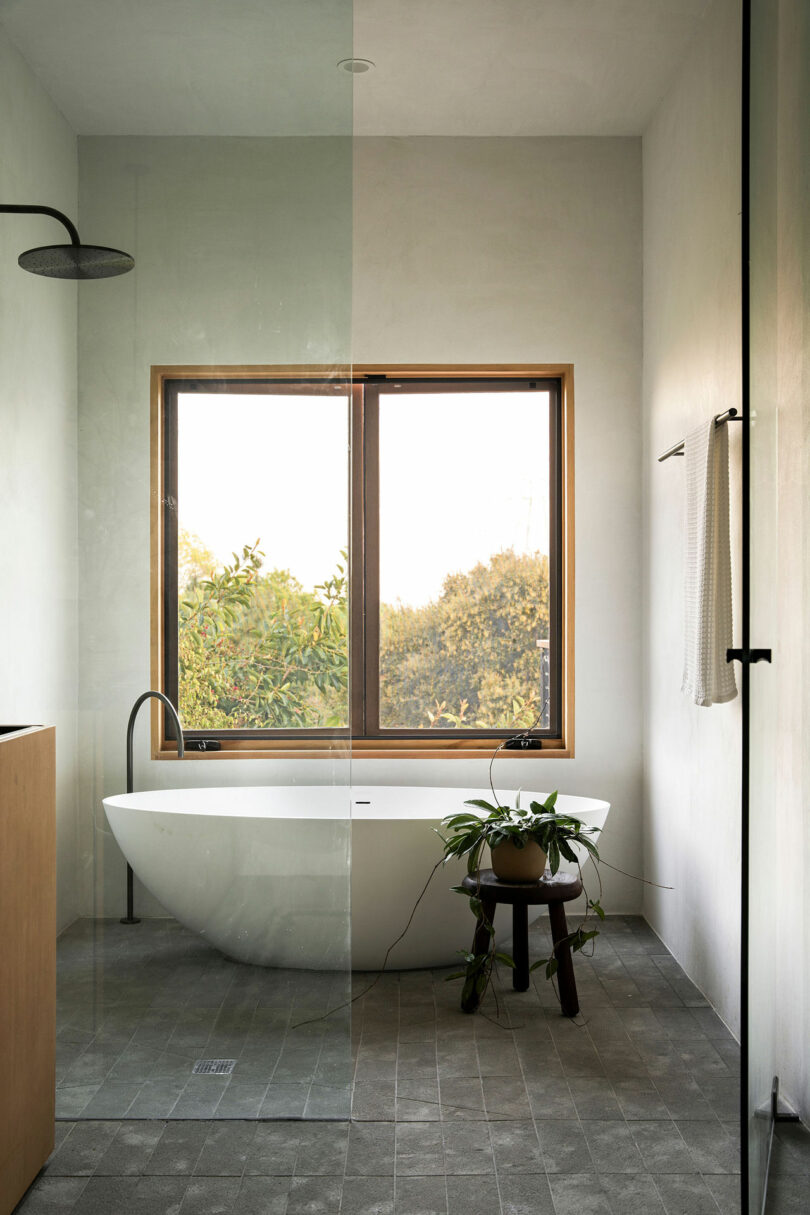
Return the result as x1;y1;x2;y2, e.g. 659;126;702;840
153;739;572;761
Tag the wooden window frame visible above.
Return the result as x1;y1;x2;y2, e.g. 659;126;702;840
150;364;575;760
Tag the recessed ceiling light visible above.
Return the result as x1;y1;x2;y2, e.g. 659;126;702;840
337;58;375;74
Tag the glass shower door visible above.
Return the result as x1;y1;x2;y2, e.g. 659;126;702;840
747;0;810;1207
746;0;778;1181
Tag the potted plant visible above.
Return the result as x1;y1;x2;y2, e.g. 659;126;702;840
438;791;605;1011
442;791;600;881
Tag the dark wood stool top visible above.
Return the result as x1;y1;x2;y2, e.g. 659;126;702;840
460;869;582;904
459;868;583;1016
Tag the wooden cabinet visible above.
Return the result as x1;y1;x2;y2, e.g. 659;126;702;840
0;726;55;1215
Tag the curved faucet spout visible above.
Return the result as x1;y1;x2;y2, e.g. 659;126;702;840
121;691;184;925
126;690;184;796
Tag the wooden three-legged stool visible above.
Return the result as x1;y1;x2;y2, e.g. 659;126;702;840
460;869;583;1016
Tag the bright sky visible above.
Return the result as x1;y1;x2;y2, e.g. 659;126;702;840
178;390;550;606
379;392;550;605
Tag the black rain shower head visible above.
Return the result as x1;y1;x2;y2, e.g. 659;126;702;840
18;243;135;279
0;203;134;280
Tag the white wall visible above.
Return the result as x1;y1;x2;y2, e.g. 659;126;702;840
0;27;80;932
641;0;742;1034
77;134;643;921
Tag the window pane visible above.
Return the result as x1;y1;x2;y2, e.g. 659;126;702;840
378;389;553;731
176;390;349;730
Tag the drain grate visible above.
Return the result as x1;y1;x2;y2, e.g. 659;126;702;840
192;1059;236;1076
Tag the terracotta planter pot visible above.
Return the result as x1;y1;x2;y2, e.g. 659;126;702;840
490;839;547;882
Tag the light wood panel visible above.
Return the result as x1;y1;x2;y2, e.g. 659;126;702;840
0;726;55;1215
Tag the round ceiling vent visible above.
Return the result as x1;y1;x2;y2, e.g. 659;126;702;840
337;58;375;74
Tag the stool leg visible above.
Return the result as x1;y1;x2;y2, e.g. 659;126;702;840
548;901;579;1017
461;898;496;1014
512;902;530;991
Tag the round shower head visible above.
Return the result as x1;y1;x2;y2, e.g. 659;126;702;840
18;243;135;279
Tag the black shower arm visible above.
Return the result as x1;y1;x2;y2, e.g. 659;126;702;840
0;203;81;247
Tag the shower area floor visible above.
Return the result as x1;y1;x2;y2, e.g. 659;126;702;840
56;920;352;1120
39;914;746;1213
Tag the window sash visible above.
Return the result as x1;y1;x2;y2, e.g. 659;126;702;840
160;372;564;745
356;377;563;740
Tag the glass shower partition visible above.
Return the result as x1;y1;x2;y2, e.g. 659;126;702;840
58;0;355;1121
747;0;810;1207
746;0;778;1183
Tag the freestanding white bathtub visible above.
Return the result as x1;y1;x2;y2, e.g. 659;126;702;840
103;786;610;970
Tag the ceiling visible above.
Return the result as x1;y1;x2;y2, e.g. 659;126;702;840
0;0;712;137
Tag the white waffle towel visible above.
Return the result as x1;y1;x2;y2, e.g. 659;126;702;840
681;419;737;706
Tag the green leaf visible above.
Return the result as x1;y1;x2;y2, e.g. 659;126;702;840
572;929;599;952
494;952;515;968
443;812;481;828
545;957;559;979
463;799;498;813
558;839;578;863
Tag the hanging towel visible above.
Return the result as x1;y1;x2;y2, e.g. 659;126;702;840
681;418;737;707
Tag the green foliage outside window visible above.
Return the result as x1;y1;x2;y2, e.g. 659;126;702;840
379;549;550;730
177;531;550;732
178;535;348;729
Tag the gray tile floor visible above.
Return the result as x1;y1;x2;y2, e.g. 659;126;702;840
17;915;757;1211
56;920;352;1119
766;1122;810;1214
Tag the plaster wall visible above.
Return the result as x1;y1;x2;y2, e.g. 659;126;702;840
0;26;80;932
641;0;742;1035
77;135;643;922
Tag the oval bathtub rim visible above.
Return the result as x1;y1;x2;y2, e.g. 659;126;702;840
102;784;611;823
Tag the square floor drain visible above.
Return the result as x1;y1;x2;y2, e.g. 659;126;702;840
192;1059;236;1075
